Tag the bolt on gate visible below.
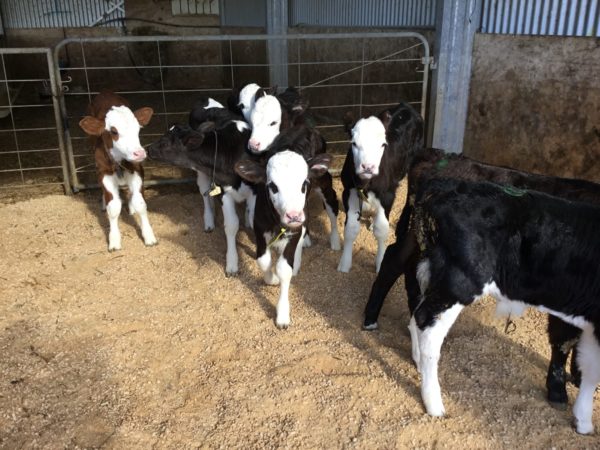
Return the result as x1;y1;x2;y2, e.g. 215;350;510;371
0;48;70;194
53;32;430;191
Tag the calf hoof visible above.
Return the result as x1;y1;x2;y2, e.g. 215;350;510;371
547;388;568;410
225;270;238;278
144;239;158;247
363;320;378;331
204;226;214;233
276;320;290;329
337;262;351;273
108;246;121;252
574;418;594;435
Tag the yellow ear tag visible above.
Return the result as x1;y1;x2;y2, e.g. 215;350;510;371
208;183;222;197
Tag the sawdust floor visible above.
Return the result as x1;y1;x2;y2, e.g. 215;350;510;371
1;179;599;449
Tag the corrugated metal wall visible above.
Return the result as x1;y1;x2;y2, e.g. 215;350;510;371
289;0;437;28
219;0;266;27
480;0;600;36
0;0;124;28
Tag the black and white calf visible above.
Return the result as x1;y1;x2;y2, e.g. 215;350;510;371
227;83;261;123
337;103;423;273
247;87;308;153
147;106;254;275
410;177;600;435
235;151;332;328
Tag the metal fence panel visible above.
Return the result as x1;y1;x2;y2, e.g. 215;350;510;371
0;48;70;193
53;32;430;191
480;0;600;36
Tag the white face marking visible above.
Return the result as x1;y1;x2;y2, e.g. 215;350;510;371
238;83;260;122
205;98;224;109
248;95;282;152
104;106;146;162
266;151;309;228
351;116;387;180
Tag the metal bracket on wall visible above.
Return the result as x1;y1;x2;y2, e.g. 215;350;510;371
422;56;436;70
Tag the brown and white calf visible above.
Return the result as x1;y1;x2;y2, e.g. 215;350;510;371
79;90;156;251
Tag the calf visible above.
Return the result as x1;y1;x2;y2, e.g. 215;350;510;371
364;144;600;408
409;177;600;435
235;151;332;328
78;90;156;251
147;106;254;276
337;102;423;273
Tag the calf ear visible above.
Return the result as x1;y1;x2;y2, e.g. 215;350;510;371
254;88;266;101
267;85;278;96
183;130;205;148
134;107;154;126
235;159;266;184
379;110;393;131
79;116;105;136
197;121;216;134
342;111;356;135
308;153;332;178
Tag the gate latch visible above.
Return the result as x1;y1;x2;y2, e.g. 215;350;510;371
422;56;436;70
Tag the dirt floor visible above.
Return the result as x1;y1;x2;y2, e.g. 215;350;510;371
1;179;599;449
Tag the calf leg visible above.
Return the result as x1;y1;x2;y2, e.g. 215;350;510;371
416;302;464;417
274;256;293;328
546;315;582;407
126;171;157;246
222;192;239;276
101;174;122;251
292;227;306;276
337;189;360;273
245;193;256;230
314;173;341;250
572;327;600;434
196;171;215;232
372;205;390;273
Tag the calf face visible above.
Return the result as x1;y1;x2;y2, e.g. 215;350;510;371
351;116;388;180
235;151;331;229
147;124;205;169
248;91;282;153
79;105;154;162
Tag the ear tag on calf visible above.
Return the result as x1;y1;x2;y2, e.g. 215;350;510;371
502;185;527;197
208;182;222;197
436;158;449;170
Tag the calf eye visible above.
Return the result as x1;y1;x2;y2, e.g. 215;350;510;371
110;127;119;136
268;182;279;193
301;180;309;194
269;121;277;126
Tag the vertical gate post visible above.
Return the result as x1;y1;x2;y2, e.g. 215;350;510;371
429;0;482;153
266;0;288;88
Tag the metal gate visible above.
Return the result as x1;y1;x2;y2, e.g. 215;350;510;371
53;32;430;191
0;47;70;194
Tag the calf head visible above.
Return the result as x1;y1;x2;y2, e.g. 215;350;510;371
350;115;388;180
147;123;208;168
384;102;424;154
235;151;331;229
79;105;153;163
248;88;283;153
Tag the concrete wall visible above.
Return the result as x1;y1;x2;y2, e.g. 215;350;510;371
464;34;600;182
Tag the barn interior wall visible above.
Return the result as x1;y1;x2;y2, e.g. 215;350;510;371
464;34;600;183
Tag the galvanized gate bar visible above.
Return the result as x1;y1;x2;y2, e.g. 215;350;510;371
0;47;71;193
53;32;430;191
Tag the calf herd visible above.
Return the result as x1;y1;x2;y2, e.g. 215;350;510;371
78;87;600;435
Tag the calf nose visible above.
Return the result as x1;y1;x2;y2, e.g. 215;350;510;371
284;210;305;224
360;163;376;174
248;139;261;151
133;149;147;160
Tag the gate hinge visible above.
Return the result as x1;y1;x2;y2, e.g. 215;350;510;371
422;56;436;70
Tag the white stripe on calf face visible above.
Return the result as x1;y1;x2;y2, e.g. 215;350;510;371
351;116;387;180
105;106;145;162
248;95;282;152
266;151;309;228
